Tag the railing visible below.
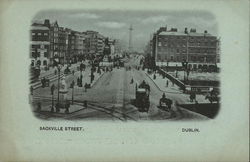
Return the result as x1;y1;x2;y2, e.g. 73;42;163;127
157;68;186;90
157;68;220;94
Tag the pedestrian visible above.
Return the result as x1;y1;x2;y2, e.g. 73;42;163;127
51;84;55;95
162;93;166;98
190;93;193;102
193;92;196;102
166;80;169;87
77;77;80;87
37;102;41;112
30;86;33;95
190;91;196;102
41;77;45;88
153;74;156;80
84;83;88;92
84;100;87;108
46;77;50;87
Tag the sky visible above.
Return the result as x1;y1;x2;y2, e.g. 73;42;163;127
34;10;218;52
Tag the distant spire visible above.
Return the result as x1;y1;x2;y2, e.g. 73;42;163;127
129;24;133;53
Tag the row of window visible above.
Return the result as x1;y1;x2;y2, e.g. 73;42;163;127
31;44;49;48
32;32;69;38
32;32;49;36
158;42;186;47
157;55;216;62
31;60;48;66
189;42;216;46
158;36;216;41
189;48;216;53
158;42;216;47
31;52;48;58
158;46;216;53
158;48;187;53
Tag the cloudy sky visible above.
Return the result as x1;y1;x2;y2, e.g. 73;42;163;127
34;10;218;52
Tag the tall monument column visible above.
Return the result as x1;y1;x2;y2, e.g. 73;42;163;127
129;24;133;53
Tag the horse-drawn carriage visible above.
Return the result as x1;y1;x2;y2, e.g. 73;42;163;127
205;88;220;103
205;94;220;103
135;81;150;112
158;93;173;111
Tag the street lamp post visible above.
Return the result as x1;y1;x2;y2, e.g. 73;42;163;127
182;61;188;84
57;67;60;103
56;65;61;112
50;84;55;112
71;81;75;104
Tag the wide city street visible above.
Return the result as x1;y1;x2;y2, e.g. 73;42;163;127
31;56;209;121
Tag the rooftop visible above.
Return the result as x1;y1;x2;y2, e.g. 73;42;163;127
31;25;49;30
31;20;44;25
159;31;213;37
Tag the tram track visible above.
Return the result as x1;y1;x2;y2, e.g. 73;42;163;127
31;95;137;121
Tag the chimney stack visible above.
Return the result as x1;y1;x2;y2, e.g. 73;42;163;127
184;27;188;34
44;19;50;28
190;28;196;33
171;28;177;32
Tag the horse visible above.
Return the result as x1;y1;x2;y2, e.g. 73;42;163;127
205;94;220;103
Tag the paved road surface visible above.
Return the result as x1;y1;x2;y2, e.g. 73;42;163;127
31;57;209;121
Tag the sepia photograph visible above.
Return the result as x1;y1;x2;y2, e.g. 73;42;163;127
29;10;220;120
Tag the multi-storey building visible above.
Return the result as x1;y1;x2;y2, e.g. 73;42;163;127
85;31;105;57
75;31;85;57
30;23;50;69
114;39;122;55
151;27;220;70
58;27;67;64
82;32;87;58
48;21;59;65
85;31;97;55
96;33;105;56
108;38;115;56
65;29;76;63
30;19;107;65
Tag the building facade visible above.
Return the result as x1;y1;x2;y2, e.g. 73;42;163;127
30;19;107;66
30;24;50;69
58;27;67;64
66;29;76;63
151;27;220;70
74;31;85;57
48;21;59;65
85;31;105;57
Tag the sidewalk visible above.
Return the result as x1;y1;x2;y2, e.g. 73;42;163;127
31;68;105;115
144;70;209;104
34;103;86;115
145;71;181;94
31;62;81;89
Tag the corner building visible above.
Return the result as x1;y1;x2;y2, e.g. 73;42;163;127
152;27;220;70
30;24;50;69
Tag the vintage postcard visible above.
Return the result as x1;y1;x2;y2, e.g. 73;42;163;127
0;0;249;161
